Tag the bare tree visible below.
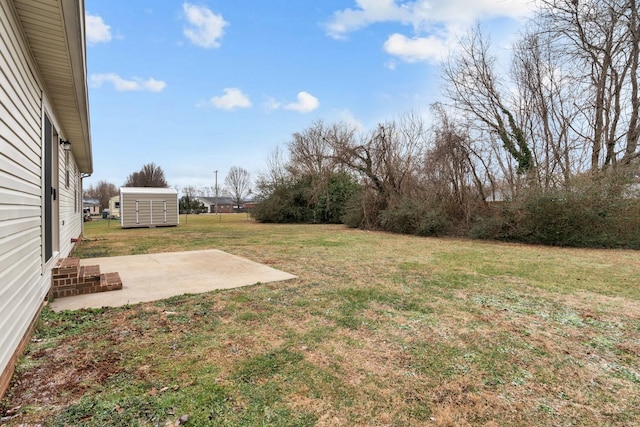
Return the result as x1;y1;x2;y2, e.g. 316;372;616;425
326;114;427;226
512;31;580;188
84;180;117;211
224;166;251;210
444;25;534;183
288;120;343;177
255;147;291;199
424;104;490;223
538;0;640;169
287;121;357;206
123;162;168;187
181;185;198;200
330;114;426;198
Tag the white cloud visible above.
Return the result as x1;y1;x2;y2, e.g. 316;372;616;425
210;88;252;110
266;92;320;113
325;0;411;39
325;0;533;62
90;73;167;92
383;33;449;63
183;3;228;48
385;60;397;70
283;92;320;113
326;0;532;36
264;97;282;110
336;109;364;131
86;13;112;45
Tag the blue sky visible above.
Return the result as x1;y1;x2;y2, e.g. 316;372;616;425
84;0;534;193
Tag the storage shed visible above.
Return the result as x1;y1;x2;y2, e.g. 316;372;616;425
120;187;179;228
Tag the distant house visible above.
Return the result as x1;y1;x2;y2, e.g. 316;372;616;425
0;0;92;397
197;196;235;213
83;198;101;215
243;199;257;212
109;195;121;218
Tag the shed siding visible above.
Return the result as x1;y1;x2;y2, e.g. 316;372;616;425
0;2;83;394
120;188;179;228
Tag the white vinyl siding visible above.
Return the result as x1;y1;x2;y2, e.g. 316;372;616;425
0;1;46;388
58;153;81;256
0;1;84;391
0;0;93;399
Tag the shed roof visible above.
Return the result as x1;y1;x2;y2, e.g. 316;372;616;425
120;187;178;195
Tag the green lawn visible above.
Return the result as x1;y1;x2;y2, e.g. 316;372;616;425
2;214;639;426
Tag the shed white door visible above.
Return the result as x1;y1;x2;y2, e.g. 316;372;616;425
135;200;168;225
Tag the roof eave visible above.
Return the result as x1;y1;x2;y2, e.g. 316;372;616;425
60;0;92;174
13;0;92;174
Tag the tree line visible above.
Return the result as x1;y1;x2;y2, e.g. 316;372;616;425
84;163;253;215
179;166;252;213
253;0;640;248
83;1;640;247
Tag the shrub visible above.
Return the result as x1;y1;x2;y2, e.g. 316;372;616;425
252;173;361;224
251;178;313;223
314;172;361;224
516;179;640;248
379;199;451;236
342;189;388;229
342;191;366;228
469;214;505;240
472;175;640;249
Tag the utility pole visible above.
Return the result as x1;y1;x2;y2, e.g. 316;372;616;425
214;170;218;216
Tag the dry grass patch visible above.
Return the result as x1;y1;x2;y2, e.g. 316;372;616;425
2;215;639;426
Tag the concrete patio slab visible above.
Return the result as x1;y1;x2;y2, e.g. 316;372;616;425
49;249;296;312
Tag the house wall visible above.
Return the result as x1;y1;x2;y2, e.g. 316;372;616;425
0;2;83;396
120;189;179;228
58;148;82;255
208;203;233;213
109;195;120;218
199;198;234;214
83;204;99;215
